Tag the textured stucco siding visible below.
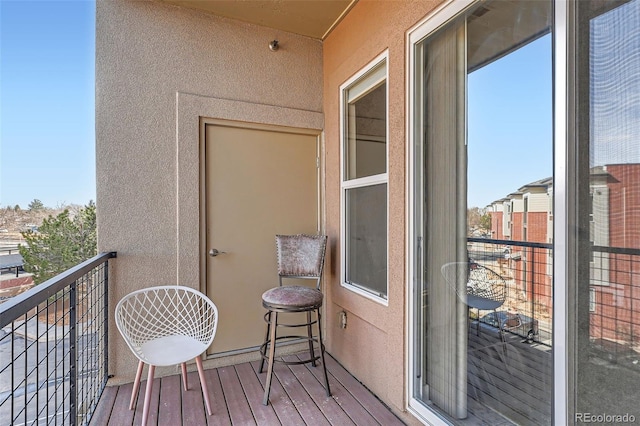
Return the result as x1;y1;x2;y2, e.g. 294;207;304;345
323;0;441;422
96;0;323;381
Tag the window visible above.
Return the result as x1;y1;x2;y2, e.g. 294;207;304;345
340;53;388;301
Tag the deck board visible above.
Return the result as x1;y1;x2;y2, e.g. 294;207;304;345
300;354;379;426
107;383;135;426
250;360;306;425
235;362;280;426
284;355;355;426
219;365;257;425
203;368;232;426
89;384;117;426
323;355;404;426
272;359;331;425
182;372;207;426
93;353;404;426
157;375;182;426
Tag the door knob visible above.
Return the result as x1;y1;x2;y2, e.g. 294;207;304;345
209;248;226;257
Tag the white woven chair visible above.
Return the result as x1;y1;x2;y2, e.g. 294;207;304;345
441;262;506;338
115;285;219;425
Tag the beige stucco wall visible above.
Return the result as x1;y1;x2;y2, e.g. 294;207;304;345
323;0;441;422
96;0;324;381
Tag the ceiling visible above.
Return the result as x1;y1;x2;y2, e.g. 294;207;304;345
160;0;357;40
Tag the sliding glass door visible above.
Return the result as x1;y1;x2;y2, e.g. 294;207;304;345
410;1;553;423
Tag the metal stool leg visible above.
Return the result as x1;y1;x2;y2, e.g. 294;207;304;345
262;311;278;405
316;307;331;397
307;310;317;367
259;311;272;374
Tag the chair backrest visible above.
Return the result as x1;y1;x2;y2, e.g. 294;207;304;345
467;264;506;303
441;262;507;304
115;285;218;360
275;234;327;290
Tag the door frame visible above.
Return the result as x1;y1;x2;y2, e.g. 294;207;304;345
198;117;325;358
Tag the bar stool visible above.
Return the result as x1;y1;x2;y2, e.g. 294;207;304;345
259;234;330;405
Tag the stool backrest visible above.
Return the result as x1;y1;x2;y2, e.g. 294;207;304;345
275;234;327;290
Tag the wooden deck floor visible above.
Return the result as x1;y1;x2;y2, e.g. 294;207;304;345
90;353;405;426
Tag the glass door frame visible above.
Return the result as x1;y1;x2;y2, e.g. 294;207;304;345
405;0;572;423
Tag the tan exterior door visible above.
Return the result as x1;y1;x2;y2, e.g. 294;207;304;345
203;121;320;356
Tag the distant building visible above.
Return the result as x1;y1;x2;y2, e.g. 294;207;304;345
489;177;553;310
489;165;640;346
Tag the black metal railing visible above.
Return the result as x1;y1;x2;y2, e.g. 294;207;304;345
468;237;553;344
469;237;640;360
0;252;116;426
590;245;640;365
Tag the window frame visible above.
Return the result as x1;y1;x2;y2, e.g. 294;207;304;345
339;51;389;305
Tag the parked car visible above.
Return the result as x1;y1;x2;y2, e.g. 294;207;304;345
479;311;539;342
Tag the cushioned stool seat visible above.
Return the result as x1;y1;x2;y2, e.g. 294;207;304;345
262;286;323;311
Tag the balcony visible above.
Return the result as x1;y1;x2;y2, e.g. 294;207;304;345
0;253;403;426
2;239;639;425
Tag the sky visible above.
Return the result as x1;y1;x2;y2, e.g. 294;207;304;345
0;0;96;209
467;34;553;208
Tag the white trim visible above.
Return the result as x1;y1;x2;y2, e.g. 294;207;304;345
408;0;474;46
339;51;390;305
553;0;569;423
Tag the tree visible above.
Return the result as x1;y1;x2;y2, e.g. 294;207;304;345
19;201;97;284
467;207;492;236
479;212;492;232
28;199;45;211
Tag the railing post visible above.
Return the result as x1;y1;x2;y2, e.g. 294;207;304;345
530;246;535;324
69;278;77;426
104;259;110;385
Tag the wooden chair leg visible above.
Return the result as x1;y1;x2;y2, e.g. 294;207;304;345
262;311;278;405
196;355;213;416
141;365;155;426
181;363;189;391
129;360;144;410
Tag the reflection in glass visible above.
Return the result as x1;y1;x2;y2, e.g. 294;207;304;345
576;0;640;420
345;82;387;180
345;184;387;297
